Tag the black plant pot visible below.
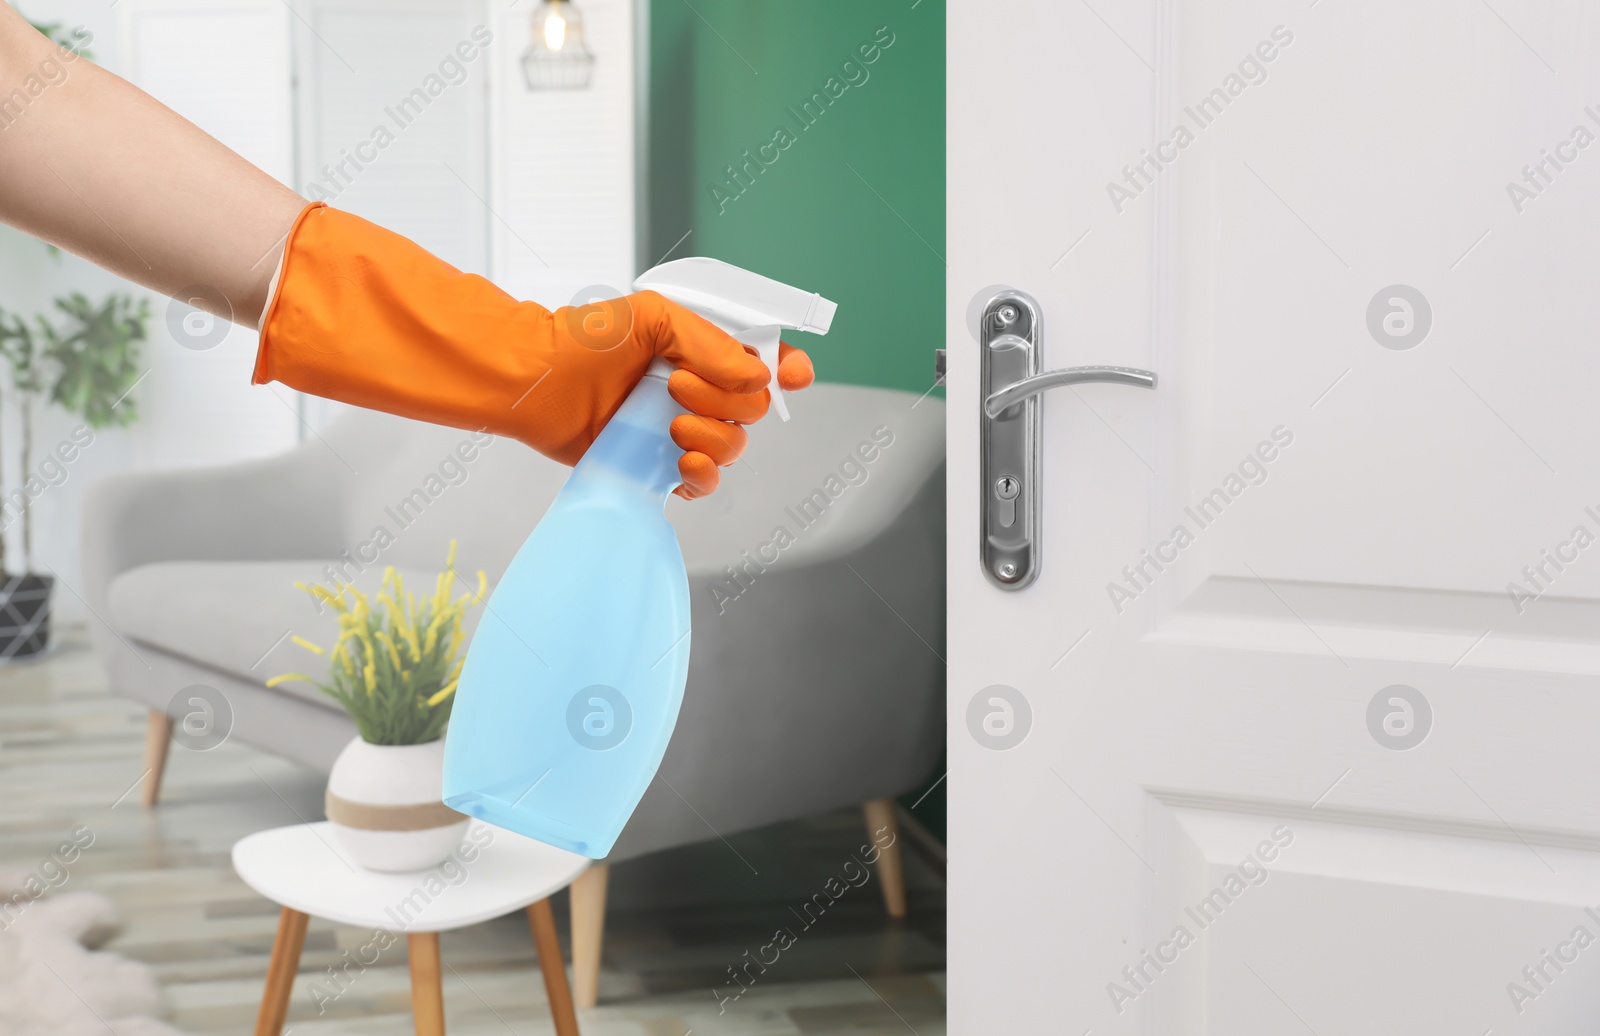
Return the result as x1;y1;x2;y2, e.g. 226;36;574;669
0;573;52;659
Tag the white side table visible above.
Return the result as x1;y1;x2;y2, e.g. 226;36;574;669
233;821;589;1036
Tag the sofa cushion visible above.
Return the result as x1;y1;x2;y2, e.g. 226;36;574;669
108;560;478;709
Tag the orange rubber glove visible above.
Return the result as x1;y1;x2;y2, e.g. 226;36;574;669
255;203;815;498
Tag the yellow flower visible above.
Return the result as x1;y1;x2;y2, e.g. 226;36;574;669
296;581;348;613
426;679;458;707
266;673;312;688
424;607;450;653
376;631;403;671
400;607;423;659
290;635;324;655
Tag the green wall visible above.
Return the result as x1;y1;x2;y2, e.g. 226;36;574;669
647;0;945;396
648;2;947;840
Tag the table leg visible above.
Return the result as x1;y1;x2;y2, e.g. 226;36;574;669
527;898;581;1036
253;907;308;1036
408;932;445;1036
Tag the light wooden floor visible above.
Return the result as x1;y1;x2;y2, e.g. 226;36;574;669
0;632;946;1035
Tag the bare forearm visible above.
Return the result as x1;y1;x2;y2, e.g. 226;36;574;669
0;6;305;328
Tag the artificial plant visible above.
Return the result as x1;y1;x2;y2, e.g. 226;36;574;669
271;543;487;746
0;293;149;572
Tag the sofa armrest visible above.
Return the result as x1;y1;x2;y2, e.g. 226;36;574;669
81;440;349;624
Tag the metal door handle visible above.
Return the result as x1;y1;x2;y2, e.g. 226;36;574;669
979;289;1157;590
985;362;1157;418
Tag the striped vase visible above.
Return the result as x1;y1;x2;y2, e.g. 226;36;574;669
326;736;470;872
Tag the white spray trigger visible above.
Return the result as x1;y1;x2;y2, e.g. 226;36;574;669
737;325;787;421
632;257;833;426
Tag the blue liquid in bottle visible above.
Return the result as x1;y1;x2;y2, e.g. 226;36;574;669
442;370;691;858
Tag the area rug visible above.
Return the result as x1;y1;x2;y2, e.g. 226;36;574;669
0;868;187;1036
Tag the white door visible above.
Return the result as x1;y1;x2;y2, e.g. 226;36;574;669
949;3;1600;1033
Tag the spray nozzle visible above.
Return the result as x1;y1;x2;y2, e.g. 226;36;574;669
633;257;836;421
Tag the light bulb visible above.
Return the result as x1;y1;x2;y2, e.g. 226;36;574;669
523;0;593;90
543;11;567;51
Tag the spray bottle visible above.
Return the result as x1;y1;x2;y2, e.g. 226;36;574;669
441;258;836;858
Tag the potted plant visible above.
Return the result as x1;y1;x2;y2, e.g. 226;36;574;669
271;544;486;872
0;293;147;658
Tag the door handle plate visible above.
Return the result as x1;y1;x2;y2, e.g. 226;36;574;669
979;288;1157;590
980;290;1043;589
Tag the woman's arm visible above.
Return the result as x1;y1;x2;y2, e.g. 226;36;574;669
0;6;303;328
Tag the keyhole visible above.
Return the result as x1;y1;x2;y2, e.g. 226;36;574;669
995;475;1020;528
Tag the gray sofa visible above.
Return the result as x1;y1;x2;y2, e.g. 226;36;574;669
81;383;945;1005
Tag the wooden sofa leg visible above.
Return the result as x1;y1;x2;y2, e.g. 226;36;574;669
569;863;608;1008
142;709;173;807
862;798;907;919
